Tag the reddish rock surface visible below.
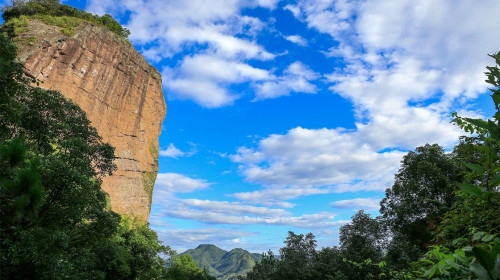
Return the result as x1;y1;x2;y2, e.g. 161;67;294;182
15;19;166;220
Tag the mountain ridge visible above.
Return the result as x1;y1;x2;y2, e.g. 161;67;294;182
182;244;262;280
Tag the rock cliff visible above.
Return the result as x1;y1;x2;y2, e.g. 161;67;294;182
15;19;166;220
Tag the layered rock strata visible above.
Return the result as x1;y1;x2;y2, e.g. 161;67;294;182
15;19;166;220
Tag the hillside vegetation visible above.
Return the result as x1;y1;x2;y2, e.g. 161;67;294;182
1;0;130;38
182;244;262;280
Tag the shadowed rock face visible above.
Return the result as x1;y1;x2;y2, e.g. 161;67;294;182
15;19;166;220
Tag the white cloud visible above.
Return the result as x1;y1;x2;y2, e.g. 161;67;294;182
254;0;279;9
152;193;346;229
181;199;290;217
289;0;499;118
284;0;358;38
154;173;212;195
253;62;320;100
284;35;308;46
163;54;272;107
181;55;270;82
163;204;344;229
165;76;238;108
231;186;334;207
331;198;381;211
159;143;185;158
232;126;405;188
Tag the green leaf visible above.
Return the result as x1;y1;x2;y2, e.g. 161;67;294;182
459;183;483;196
423;265;436;278
465;118;490;130
473;246;495;272
463;162;485;177
490;173;500;187
445;259;461;270
493;257;500;280
453;253;468;264
470;263;492;280
482;234;495;243
463;246;474;252
474;232;486;241
491;244;500;259
491;94;500;107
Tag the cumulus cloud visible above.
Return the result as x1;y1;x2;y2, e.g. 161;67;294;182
231;186;334;207
289;0;499;117
253;62;320;100
181;199;290;217
232;127;405;188
163;204;344;229
154;173;212;195
151;174;350;231
284;35;308;46
159;143;185;158
331;198;381;211
163;54;271;107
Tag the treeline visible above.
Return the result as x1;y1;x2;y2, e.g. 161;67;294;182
240;53;500;280
1;0;130;38
0;31;214;279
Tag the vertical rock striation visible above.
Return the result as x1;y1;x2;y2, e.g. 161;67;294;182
15;19;166;220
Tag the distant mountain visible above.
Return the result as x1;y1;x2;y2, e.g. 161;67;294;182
182;244;262;280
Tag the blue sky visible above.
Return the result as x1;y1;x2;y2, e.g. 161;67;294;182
4;0;499;253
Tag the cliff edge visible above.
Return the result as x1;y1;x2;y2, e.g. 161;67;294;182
14;18;166;220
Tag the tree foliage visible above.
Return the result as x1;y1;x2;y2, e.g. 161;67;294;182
380;143;462;267
166;254;216;280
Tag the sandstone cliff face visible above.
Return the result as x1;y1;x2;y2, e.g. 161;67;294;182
15;19;166;220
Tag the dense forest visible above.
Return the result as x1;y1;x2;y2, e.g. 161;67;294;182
238;53;500;279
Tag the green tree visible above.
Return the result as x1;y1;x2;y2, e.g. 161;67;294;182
166;254;216;280
339;210;384;280
239;232;318;280
309;246;345;280
380;144;462;268
241;250;278;280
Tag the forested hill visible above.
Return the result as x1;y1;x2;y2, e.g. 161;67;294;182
182;244;262;280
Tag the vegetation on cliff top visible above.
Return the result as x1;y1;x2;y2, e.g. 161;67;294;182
1;0;130;38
